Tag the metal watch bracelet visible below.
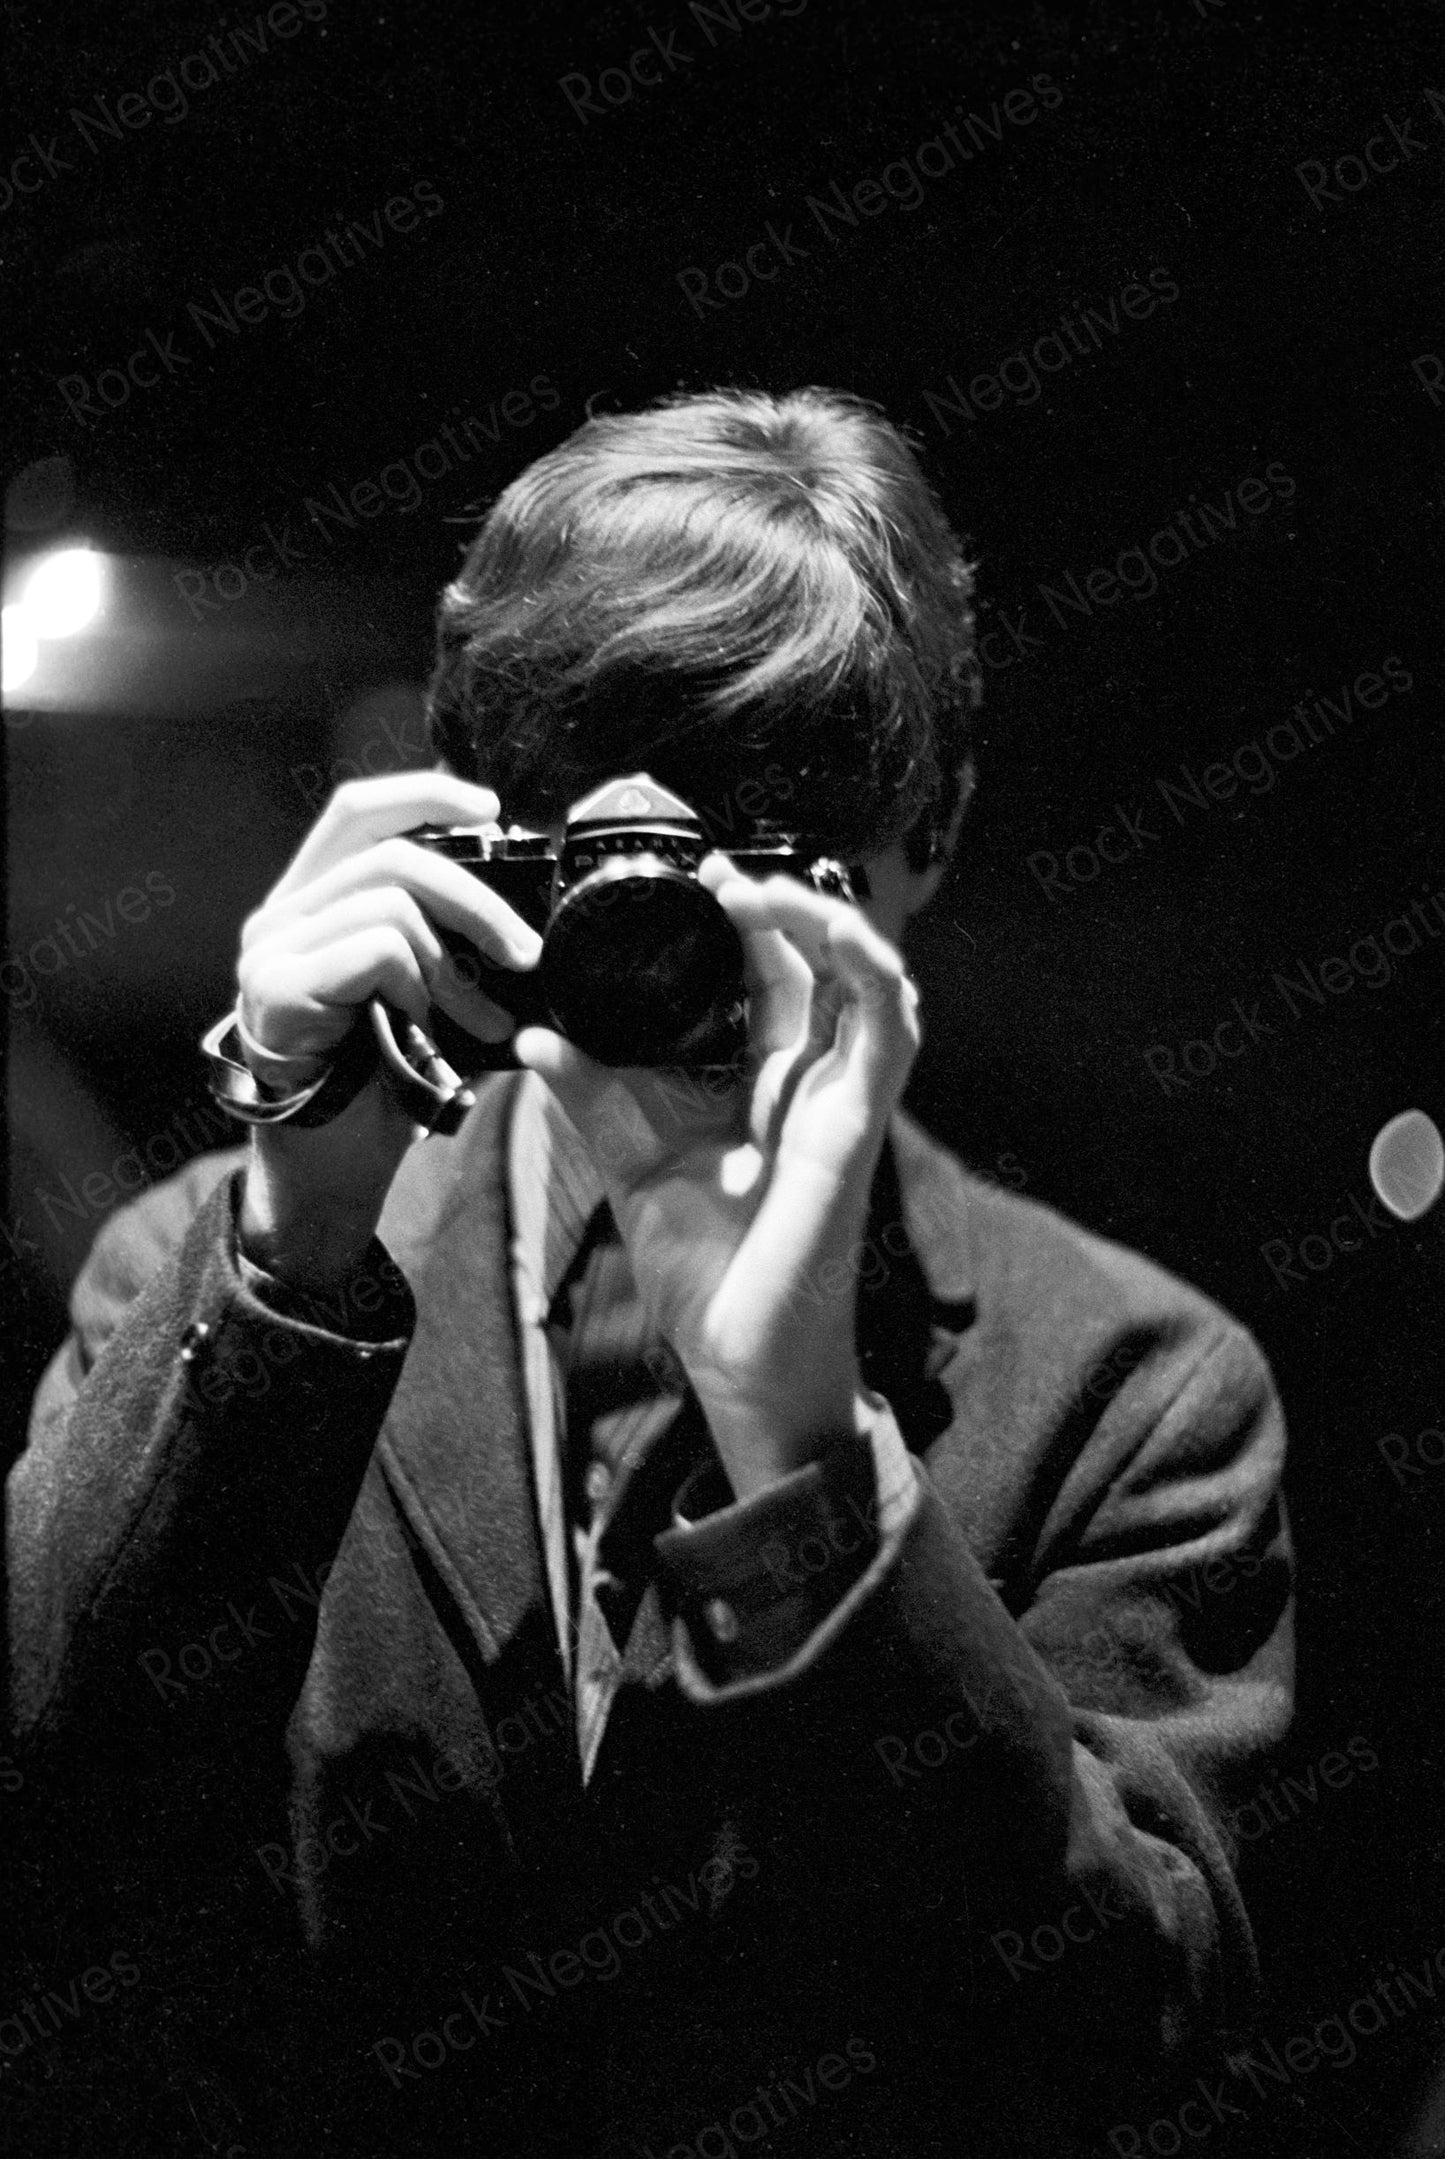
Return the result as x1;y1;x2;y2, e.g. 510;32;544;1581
200;1003;480;1136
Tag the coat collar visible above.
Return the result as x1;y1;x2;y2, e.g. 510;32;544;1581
374;1074;547;1669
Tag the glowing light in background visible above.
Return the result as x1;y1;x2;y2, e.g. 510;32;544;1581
1;545;348;715
3;544;111;704
1369;1108;1444;1222
2;604;39;693
21;545;107;638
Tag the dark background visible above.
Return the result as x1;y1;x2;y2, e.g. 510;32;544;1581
5;2;1444;2153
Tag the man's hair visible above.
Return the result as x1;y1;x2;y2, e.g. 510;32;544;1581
426;386;981;865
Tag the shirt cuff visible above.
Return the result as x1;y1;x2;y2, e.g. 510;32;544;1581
653;1391;918;1685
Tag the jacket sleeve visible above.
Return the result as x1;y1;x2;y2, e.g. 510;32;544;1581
7;1153;415;1772
654;1301;1293;2092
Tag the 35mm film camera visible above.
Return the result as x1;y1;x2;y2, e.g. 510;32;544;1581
370;773;855;1126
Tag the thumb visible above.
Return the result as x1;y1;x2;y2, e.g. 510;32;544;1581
513;1027;659;1182
513;1025;607;1131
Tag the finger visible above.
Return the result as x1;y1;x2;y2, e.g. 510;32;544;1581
249;890;519;1045
743;965;848;1156
271;773;503;896
713;872;913;1001
246;837;542;969
252;887;447;973
716;876;919;1115
702;859;817;1050
243;927;438;1055
697;851;739;895
513;1029;666;1179
514;1029;745;1181
707;873;857;982
706;871;867;1140
511;1026;598;1104
738;924;812;1058
817;908;922;1087
425;956;519;1043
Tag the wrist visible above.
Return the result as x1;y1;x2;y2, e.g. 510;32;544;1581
691;1367;868;1501
233;1001;331;1092
241;1119;398;1296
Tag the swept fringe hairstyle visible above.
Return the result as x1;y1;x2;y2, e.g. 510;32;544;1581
427;386;981;864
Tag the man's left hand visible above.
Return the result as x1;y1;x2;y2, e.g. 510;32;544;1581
514;857;920;1500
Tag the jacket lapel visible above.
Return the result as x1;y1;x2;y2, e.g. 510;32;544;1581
374;1074;555;1673
888;1107;979;1311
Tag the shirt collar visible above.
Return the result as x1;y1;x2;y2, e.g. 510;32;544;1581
508;1069;608;1315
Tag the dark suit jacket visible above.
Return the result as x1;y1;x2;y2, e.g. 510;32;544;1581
8;1078;1293;2158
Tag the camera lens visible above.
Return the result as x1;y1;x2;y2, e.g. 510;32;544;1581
540;856;744;1066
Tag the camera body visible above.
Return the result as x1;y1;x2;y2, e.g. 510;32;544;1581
408;772;853;1070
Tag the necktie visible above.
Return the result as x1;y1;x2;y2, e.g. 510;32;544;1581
547;1213;689;1783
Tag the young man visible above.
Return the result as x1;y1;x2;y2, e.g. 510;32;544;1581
10;389;1292;2157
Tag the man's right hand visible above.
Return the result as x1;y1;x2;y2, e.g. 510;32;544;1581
235;774;542;1293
